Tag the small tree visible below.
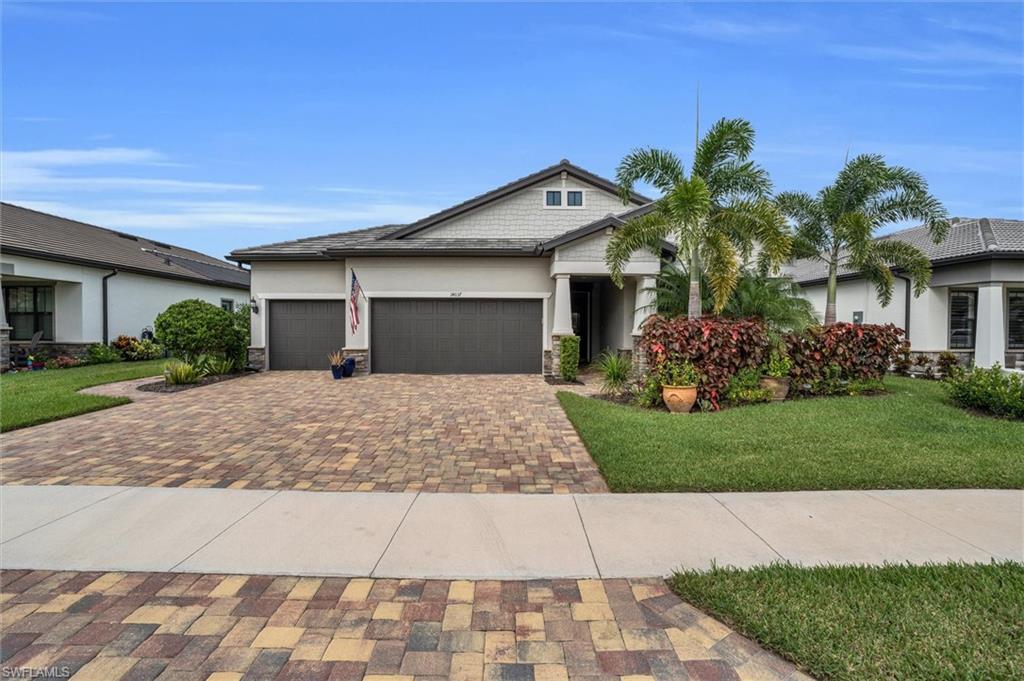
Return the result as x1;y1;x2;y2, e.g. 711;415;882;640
155;299;240;360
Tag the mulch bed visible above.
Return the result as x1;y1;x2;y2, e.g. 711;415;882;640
137;372;247;393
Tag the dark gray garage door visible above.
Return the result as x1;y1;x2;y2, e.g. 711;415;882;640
268;300;346;370
371;298;542;374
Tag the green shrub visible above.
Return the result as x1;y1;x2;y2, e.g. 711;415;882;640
231;304;252;365
937;351;963;379
726;367;773;405
945;366;1024;420
123;338;163;361
632;372;663;408
659;358;700;387
86;343;122;364
203;356;237;376
164;360;201;385
112;335;137;354
764;352;792;378
559;335;580;382
597;351;631;394
155;299;243;361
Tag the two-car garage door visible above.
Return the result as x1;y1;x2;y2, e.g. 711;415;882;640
371;299;542;374
268;298;542;373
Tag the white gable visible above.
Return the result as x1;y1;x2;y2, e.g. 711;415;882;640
411;177;631;241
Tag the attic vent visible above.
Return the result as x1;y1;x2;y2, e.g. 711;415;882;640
115;232;138;241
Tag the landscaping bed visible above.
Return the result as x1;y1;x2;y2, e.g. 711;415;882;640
670;561;1024;681
558;376;1024;492
0;359;166;431
137;371;248;393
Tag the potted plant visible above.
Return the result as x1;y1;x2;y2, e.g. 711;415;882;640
760;352;792;401
660;359;700;413
328;350;344;379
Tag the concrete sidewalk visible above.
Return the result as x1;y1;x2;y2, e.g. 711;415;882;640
1;486;1020;578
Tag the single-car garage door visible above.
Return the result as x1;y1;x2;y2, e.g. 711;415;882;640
371;298;542;374
268;300;346;370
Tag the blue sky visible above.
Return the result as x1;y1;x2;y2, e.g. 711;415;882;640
3;2;1022;260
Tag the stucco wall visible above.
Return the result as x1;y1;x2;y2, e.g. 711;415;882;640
1;253;247;343
417;178;633;240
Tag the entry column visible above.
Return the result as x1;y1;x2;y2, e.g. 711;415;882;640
974;283;1005;368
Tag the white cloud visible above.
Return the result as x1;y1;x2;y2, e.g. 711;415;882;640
1;147;261;193
826;41;1022;72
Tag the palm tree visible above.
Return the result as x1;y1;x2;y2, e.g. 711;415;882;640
605;118;791;317
777;154;949;325
650;265;817;332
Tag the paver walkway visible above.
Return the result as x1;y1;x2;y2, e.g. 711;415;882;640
2;373;607;494
3;487;1019;578
0;571;808;681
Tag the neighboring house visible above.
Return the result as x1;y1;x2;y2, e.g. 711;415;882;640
0;203;251;365
229;160;671;374
788;218;1024;369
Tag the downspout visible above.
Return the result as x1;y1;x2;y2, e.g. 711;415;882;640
102;270;118;344
895;273;911;340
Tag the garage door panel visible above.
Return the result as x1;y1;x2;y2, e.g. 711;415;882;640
371;298;541;374
269;300;346;370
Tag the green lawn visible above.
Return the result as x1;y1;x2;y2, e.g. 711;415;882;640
1;360;166;431
670;562;1024;681
558;377;1024;492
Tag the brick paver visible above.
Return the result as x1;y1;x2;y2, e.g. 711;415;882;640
0;571;809;680
1;373;607;494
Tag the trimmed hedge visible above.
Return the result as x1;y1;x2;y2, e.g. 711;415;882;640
559;335;580;382
639;317;905;409
640;316;771;409
785;322;904;385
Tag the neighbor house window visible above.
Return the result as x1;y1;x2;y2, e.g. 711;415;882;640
949;289;977;349
220;298;235;312
545;190;562;207
1009;290;1024;349
567;190;583;207
3;285;55;341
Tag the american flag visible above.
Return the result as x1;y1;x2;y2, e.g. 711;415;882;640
349;270;364;334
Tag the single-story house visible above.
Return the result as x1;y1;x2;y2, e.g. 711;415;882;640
229;160;671;374
788;218;1024;369
0;202;251;365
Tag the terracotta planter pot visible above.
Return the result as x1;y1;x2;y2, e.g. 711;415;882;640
760;376;790;401
662;384;698;413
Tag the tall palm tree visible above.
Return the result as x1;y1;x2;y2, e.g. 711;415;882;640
605;118;791;318
777;154;949;325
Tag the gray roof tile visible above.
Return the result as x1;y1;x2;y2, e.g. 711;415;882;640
1;203;249;289
788;217;1024;283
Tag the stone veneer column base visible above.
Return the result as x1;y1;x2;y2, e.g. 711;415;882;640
549;335;566;377
343;348;370;376
631;335;648;379
0;327;9;372
247;347;266;371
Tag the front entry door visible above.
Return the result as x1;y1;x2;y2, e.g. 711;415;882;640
570;289;591;364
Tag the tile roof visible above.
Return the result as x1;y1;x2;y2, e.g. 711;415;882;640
1;203;250;289
787;217;1024;284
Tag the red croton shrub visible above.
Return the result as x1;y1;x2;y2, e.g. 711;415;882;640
640;316;771;409
785;323;904;385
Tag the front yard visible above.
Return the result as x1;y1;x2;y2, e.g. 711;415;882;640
670;561;1024;681
558;376;1024;492
0;360;165;431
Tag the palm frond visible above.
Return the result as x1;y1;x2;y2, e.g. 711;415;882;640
604;210;672;287
859;257;897;308
867;190;950;242
663;176;712;227
712;198;792;273
615;148;685;203
692;118;756;178
704;160;772;202
699;231;740;313
872;238;934;297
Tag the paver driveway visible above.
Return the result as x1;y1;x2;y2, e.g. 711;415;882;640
0;571;806;680
1;373;607;494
